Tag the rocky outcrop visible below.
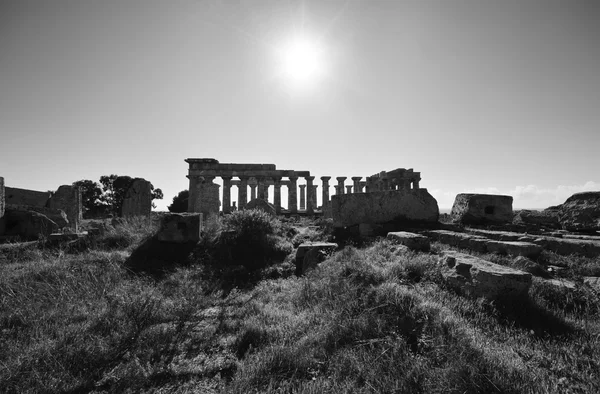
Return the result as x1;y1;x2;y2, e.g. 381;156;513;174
555;192;600;232
295;242;337;275
121;179;152;217
157;213;203;243
245;199;276;216
439;250;531;300
331;189;439;228
0;176;5;235
387;231;430;252
451;194;513;225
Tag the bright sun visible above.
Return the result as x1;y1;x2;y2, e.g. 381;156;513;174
279;35;324;87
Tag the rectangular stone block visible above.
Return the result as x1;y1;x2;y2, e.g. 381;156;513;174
331;189;439;228
387;231;430;252
157;213;203;243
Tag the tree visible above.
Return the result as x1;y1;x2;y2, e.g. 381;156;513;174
168;190;189;213
92;174;164;216
72;179;106;217
151;185;164;209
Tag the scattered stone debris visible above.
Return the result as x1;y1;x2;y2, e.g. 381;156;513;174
439;250;532;300
295;242;337;275
426;230;542;258
387;231;431;252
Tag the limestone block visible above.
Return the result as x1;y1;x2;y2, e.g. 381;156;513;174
513;209;560;229
121;179;152;217
425;230;489;253
556;192;600;232
387;231;430;252
331;189;439;228
439;250;531;300
3;209;59;239
484;240;543;258
451;194;513;225
245;199;276;216
47;185;82;230
295;242;337;275
157;213;203;243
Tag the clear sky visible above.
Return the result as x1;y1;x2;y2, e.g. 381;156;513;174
1;0;599;211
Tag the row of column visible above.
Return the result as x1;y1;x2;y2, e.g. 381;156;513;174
190;174;421;216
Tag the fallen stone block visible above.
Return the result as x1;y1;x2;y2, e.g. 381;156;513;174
424;230;489;253
485;240;543;258
451;194;513;225
331;189;439;228
387;231;430;252
439;250;531;300
295;242;337;275
157;213;203;243
3;209;59;239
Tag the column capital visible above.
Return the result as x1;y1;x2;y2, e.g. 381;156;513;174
351;176;362;181
299;184;306;189
222;176;233;182
305;176;315;181
320;176;331;182
336;177;347;182
288;176;298;181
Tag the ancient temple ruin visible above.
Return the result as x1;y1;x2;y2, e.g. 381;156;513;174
186;158;424;219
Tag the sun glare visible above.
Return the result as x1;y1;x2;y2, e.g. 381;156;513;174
278;35;324;88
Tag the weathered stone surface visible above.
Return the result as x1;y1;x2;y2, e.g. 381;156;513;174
387;231;430;252
47;185;82;230
331;189;439;228
295;242;337;275
512;256;548;277
245;199;276;216
556;192;600;232
451;194;513;225
513;209;560;229
4;187;51;207
439;250;531;299
3;209;59;239
544;278;576;291
426;230;542;257
6;205;68;229
121;179;152;217
485;240;543;258
157;213;203;243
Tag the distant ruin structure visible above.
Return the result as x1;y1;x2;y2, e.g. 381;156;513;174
0;177;5;235
185;159;434;227
121;178;152;217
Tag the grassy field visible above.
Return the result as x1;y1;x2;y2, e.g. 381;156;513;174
1;212;599;393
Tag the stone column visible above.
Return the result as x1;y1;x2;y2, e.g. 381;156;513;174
299;184;306;210
346;185;353;194
351;177;362;193
365;177;373;193
413;178;420;189
306;176;315;214
238;176;248;209
382;177;389;190
321;176;331;212
201;176;220;218
187;176;203;213
250;184;257;200
288;176;298;213
336;177;346;194
222;176;232;213
312;185;318;209
257;177;266;200
273;177;282;214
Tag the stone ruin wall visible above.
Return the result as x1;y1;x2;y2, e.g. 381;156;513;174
121;178;152;217
5;187;51;208
185;158;427;221
47;185;83;231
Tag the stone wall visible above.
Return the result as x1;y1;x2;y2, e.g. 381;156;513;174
121;178;152;217
451;194;513;225
5;187;51;208
331;189;439;228
47;185;82;231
